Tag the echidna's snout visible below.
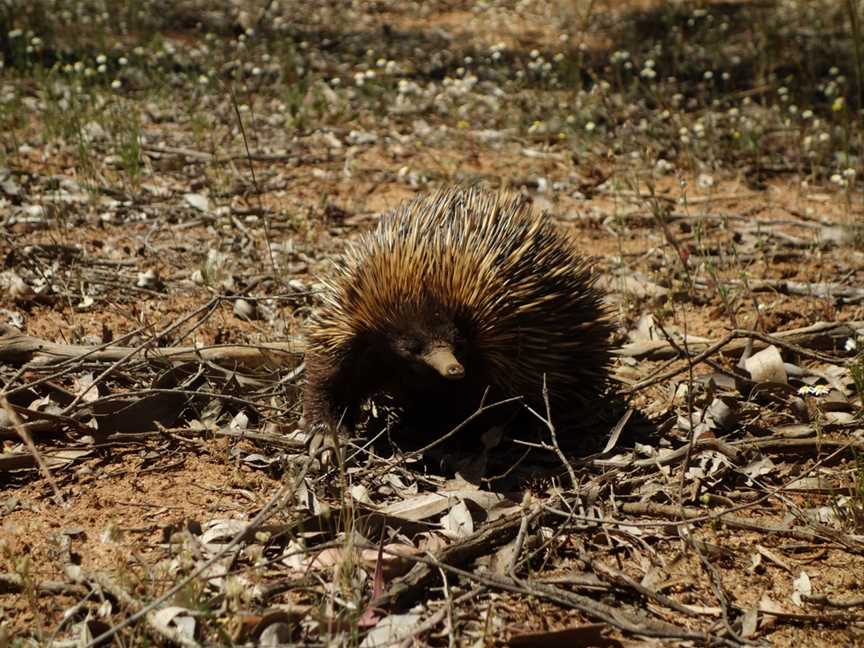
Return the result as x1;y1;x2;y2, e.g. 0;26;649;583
423;345;465;380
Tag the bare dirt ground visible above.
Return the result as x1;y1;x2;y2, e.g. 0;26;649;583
2;1;864;646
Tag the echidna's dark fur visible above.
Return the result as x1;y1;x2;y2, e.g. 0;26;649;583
303;187;613;439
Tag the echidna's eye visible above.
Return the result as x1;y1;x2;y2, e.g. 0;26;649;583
406;338;423;355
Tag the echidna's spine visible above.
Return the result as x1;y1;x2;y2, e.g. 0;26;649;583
303;186;613;435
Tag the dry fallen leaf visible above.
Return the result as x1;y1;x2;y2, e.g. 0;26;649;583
358;543;419;579
359;612;421;648
744;345;787;383
441;499;474;539
184;192;210;212
152;606;196;640
791;570;812;606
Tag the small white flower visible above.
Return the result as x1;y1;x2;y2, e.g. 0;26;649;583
96;54;107;64
698;174;715;189
118;56;128;66
703;70;714;80
111;79;121;89
530;49;540;58
812;385;831;396
844;337;858;352
585;121;596;132
655;159;674;174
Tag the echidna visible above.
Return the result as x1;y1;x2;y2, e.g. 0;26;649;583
303;187;613;441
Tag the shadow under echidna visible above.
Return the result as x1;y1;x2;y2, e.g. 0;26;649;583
303;186;616;458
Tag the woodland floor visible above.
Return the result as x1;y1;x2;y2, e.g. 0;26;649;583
1;1;864;646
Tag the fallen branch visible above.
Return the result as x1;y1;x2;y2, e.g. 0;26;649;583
0;325;303;370
0;572;88;597
620;321;861;369
619;502;864;550
378;547;740;646
700;278;864;303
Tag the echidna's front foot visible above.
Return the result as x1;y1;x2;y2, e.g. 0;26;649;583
305;420;343;468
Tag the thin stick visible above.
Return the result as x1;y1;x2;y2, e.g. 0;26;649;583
1;398;66;507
